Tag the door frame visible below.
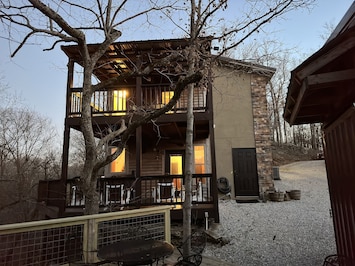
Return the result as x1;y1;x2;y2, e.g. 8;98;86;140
165;150;185;175
232;148;259;198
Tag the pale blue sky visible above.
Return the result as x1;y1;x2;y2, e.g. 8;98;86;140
0;0;353;135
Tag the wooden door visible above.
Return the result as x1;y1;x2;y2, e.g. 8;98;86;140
232;148;259;197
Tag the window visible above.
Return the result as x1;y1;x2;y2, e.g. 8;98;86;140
194;145;205;174
110;148;126;173
113;90;127;114
161;91;174;105
169;154;183;175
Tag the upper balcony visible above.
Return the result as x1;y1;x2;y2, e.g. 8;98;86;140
62;39;213;124
68;84;209;119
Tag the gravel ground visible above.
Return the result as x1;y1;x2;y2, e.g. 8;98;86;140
204;160;336;266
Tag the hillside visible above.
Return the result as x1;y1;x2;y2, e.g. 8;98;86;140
272;143;320;166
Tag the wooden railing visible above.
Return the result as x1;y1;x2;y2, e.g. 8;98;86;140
69;84;208;117
66;174;213;209
0;206;171;265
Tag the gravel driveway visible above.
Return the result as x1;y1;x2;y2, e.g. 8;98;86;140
204;160;336;266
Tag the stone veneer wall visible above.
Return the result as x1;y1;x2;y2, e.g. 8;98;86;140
250;74;274;192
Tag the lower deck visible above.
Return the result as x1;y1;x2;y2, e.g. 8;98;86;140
38;174;219;222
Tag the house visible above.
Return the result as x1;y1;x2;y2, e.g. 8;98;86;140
38;38;274;222
284;2;355;263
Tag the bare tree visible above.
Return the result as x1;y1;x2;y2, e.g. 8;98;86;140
0;104;59;224
1;0;205;215
1;0;315;257
170;0;315;259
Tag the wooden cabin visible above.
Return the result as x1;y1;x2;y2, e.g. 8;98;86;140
38;38;275;222
284;3;355;264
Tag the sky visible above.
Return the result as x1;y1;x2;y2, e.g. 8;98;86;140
0;0;353;137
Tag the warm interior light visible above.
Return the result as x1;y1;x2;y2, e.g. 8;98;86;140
162;91;174;105
170;154;183;189
113;90;127;112
170;155;183;175
110;148;125;173
194;146;205;174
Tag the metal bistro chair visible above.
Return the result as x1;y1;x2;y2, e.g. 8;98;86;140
174;231;207;266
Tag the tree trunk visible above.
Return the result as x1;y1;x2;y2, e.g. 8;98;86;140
183;83;194;258
183;0;198;257
283;119;288;144
80;60;100;215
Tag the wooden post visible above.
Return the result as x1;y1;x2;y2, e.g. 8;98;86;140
61;59;74;182
85;218;98;263
135;75;142;196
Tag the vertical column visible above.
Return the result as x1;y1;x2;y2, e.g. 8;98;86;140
135;75;142;196
207;64;220;222
61;59;74;182
250;74;273;191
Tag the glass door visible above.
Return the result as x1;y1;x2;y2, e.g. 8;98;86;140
165;150;184;200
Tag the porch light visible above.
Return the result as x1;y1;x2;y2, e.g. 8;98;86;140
114;60;128;69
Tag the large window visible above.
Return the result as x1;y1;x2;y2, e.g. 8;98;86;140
110;148;126;173
194;145;205;174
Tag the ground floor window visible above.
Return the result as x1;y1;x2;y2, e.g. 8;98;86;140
194;145;205;174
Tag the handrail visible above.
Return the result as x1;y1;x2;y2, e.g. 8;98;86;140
66;173;213;207
0;206;171;265
68;84;208;117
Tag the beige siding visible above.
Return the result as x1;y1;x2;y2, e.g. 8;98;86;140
212;66;256;196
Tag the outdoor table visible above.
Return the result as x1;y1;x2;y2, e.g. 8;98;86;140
97;239;174;265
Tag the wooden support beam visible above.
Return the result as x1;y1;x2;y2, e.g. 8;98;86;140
135;76;142;179
61;59;74;181
290;79;308;125
297;36;355;80
307;68;355;88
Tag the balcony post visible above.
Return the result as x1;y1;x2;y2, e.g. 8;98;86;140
209;120;220;223
61;59;74;182
135;75;142;196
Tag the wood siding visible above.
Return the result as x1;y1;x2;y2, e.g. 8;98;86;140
324;105;355;261
129;150;163;176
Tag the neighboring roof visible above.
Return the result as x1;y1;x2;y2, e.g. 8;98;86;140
284;2;355;126
216;56;276;78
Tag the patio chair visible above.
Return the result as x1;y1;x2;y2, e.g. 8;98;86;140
105;184;125;204
174;231;207;266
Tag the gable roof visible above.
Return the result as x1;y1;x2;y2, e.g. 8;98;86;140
284;2;355;126
216;56;275;78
